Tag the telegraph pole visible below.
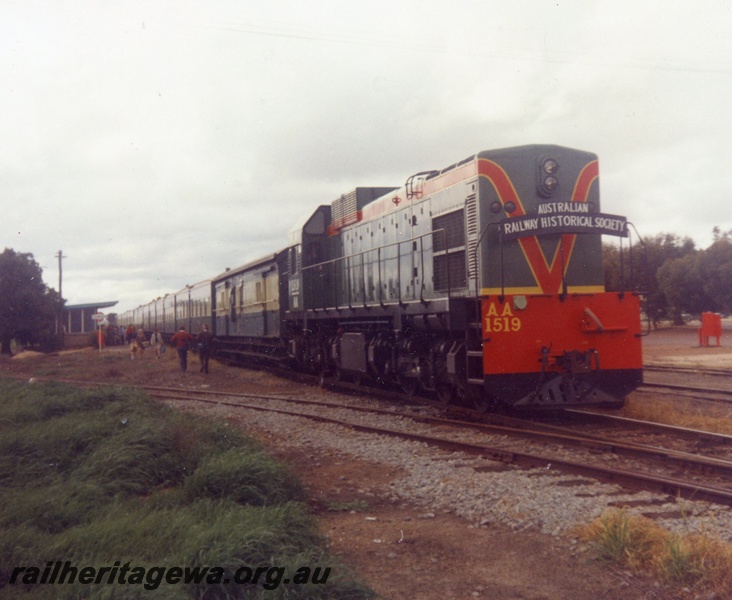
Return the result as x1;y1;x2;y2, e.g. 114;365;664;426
55;250;66;337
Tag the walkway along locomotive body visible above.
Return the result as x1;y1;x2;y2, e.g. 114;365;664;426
119;145;643;410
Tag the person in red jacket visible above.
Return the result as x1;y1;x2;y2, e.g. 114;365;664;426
170;326;194;372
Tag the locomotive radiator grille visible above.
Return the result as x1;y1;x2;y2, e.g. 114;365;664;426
432;209;468;293
465;193;479;283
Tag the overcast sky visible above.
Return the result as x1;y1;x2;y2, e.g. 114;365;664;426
2;0;731;313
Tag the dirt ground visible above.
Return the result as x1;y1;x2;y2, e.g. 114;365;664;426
2;327;728;599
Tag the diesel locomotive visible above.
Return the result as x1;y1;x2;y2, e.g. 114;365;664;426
119;144;644;410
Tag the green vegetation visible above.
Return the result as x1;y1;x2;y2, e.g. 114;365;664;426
325;501;370;513
0;249;61;354
0;378;373;599
603;228;732;324
581;508;732;597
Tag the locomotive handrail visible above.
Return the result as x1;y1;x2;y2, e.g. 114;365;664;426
431;228;451;299
361;252;368;310
559;236;568;301
625;221;652;337
299;228;450;311
419;235;427;305
473;220;648;310
397;235;405;308
405;170;439;200
347;254;352;310
378;247;385;309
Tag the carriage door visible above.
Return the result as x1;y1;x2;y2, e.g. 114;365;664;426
221;282;230;337
260;273;268;336
229;285;237;335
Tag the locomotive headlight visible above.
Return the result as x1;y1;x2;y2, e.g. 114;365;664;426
542;176;559;193
542;158;559;175
537;157;560;197
513;295;528;310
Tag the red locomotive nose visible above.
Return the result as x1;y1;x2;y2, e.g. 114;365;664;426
481;294;643;407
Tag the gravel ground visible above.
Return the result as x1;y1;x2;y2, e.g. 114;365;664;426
218;393;732;543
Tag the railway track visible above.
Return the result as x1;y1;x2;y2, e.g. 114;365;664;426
10;370;732;505
144;384;732;507
645;364;732;378
642;364;732;403
637;381;732;404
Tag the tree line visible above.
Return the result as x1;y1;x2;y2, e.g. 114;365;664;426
604;227;732;324
0;248;60;354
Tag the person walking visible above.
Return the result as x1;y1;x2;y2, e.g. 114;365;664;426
149;327;165;359
170;326;194;372
196;324;214;374
136;327;147;356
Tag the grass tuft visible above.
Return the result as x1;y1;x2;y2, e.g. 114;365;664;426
622;395;732;435
580;508;732;596
183;448;305;506
0;378;373;599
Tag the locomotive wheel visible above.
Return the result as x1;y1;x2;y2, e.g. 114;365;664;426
602;398;626;409
399;374;419;397
471;395;492;412
435;382;455;405
334;367;350;383
457;386;492;412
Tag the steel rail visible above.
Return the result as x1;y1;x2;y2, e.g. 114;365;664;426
635;383;732;406
13;374;732;476
155;390;732;505
645;364;732;378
